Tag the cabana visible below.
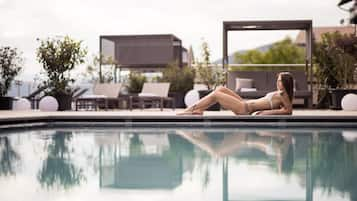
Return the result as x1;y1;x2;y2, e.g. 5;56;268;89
222;20;313;107
99;34;186;82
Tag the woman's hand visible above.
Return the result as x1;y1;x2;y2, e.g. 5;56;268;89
253;111;263;115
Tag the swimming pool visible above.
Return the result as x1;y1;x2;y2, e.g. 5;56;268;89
0;127;356;201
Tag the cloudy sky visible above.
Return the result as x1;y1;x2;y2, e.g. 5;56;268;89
0;0;351;81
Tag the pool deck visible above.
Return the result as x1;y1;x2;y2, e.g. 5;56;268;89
1;108;357;119
1;109;357;130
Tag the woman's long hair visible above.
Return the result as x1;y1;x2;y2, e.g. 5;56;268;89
279;72;294;102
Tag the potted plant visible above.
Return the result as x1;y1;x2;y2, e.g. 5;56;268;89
314;32;357;109
36;36;87;111
194;40;226;110
195;63;226;110
160;63;195;108
127;72;146;94
0;47;23;110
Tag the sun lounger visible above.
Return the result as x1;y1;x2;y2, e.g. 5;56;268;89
129;82;175;111
75;83;123;111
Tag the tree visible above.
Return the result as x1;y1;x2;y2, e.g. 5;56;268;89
196;40;226;90
234;37;305;65
37;131;85;189
201;40;210;66
36;36;87;95
0;47;23;96
82;54;117;83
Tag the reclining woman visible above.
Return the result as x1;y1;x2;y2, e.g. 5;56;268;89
178;72;294;115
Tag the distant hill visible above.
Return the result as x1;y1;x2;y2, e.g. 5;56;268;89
212;43;273;64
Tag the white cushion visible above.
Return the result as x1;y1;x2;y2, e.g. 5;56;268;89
240;88;257;92
93;83;122;98
193;84;208;91
141;82;170;97
82;94;107;98
236;78;253;91
138;93;158;97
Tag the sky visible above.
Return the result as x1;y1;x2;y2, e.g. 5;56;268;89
0;0;351;81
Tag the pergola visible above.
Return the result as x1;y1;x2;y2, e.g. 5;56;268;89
99;34;184;83
222;20;313;94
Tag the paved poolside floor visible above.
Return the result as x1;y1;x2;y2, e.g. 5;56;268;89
1;108;357;120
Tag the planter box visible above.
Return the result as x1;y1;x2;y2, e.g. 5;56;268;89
54;93;72;111
198;90;220;111
168;92;185;108
329;89;357;110
0;96;13;110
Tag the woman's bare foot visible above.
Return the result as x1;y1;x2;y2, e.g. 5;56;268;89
176;105;203;115
176;109;203;115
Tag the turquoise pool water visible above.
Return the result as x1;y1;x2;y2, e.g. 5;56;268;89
0;128;357;201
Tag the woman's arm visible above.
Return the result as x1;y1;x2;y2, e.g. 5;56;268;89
257;94;293;115
256;107;292;115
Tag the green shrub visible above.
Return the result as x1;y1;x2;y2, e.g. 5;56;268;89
314;32;357;89
160;63;195;93
127;72;146;93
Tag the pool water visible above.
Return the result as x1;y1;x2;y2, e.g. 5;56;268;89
0;128;357;201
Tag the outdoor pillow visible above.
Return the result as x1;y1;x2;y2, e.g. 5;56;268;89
240;88;257;92
236;78;254;91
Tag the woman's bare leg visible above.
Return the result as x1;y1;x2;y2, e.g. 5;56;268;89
187;90;247;114
215;86;244;101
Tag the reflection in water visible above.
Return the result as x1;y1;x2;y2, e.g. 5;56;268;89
177;130;298;201
37;131;85;189
177;131;294;174
0;128;357;201
0;136;20;176
177;130;357;201
98;133;185;189
311;132;357;201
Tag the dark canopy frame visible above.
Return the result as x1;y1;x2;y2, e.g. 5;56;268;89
99;34;183;83
222;20;313;98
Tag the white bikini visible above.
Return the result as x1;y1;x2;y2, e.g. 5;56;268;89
264;92;276;109
243;91;280;114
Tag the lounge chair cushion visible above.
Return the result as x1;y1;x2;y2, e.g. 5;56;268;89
138;93;158;97
93;83;122;98
81;94;107;99
141;82;170;97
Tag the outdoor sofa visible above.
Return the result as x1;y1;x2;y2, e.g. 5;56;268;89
227;70;312;107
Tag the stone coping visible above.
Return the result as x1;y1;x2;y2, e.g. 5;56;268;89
0;110;357;130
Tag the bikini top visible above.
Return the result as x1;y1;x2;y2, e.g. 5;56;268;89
264;91;280;109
